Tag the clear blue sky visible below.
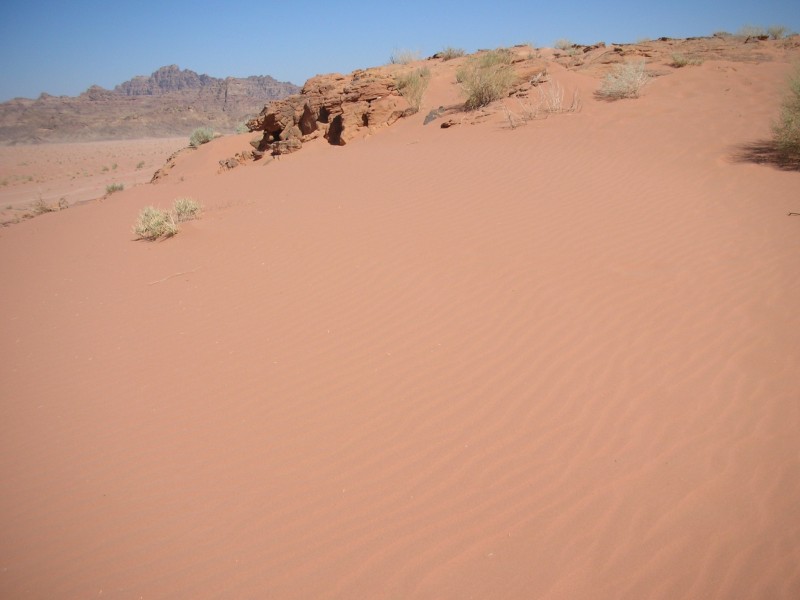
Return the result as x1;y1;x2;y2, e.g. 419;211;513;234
1;0;798;101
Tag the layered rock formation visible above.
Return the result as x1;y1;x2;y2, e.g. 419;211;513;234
114;65;297;105
247;69;414;155
0;66;300;144
115;65;215;96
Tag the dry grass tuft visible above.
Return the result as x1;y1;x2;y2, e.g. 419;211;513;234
737;24;767;38
395;67;431;112
133;198;201;240
456;49;517;110
133;206;178;240
537;80;581;113
189;127;215;148
596;61;649;100
670;53;703;68
773;63;800;157
439;47;466;60
502;79;581;128
173;197;202;222
389;49;421;65
767;25;789;40
32;197;58;214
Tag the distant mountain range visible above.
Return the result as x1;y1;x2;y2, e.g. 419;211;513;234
0;65;301;144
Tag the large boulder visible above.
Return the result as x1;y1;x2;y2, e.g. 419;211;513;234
247;69;414;155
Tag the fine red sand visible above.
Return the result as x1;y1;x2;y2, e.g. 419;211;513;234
1;47;799;599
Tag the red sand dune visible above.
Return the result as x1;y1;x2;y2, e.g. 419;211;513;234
1;46;799;599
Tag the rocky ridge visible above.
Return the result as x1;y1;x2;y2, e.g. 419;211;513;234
0;66;300;144
246;69;416;155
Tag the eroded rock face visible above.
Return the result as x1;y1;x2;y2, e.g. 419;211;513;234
0;66;301;144
247;69;414;155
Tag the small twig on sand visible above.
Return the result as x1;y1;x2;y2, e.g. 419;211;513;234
147;267;200;285
788;212;800;216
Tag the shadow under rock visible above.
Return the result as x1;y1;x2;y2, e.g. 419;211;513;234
730;139;800;172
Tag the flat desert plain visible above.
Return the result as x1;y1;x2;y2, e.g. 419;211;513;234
1;42;799;599
0;138;185;225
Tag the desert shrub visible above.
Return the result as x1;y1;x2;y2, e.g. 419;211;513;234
505;79;580;126
173;197;201;222
554;38;573;50
395;67;431;111
738;24;767;38
136;161;145;169
133;206;177;240
440;47;465;60
670;53;703;68
713;31;732;37
235;122;250;134
479;48;514;67
456;50;516;109
32;197;57;214
537;80;581;113
767;25;789;40
106;183;124;194
133;198;201;240
389;49;421;65
189;127;214;147
596;61;649;100
773;64;800;157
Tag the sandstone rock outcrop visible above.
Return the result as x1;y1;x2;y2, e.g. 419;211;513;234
247;69;414;155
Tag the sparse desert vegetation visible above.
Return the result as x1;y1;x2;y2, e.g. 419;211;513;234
503;78;581;128
670;53;703;68
768;25;789;40
133;206;177;240
389;49;421;65
105;182;124;194
31;197;58;214
773;63;800;157
738;24;767;38
554;38;574;50
173;197;202;222
0;138;184;225
536;80;581;114
456;49;516;109
596;61;649;99
439;47;466;60
189;127;215;147
133;198;201;240
395;67;431;111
